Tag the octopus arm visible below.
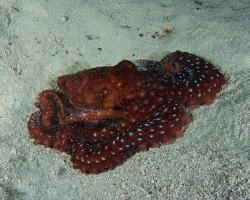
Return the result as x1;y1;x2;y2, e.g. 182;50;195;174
64;109;124;123
161;51;228;106
68;103;192;174
141;51;228;107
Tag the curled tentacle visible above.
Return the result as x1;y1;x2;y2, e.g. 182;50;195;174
139;51;228;106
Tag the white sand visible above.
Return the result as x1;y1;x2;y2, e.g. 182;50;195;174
0;0;249;199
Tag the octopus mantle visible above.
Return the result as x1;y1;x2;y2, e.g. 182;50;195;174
28;51;228;174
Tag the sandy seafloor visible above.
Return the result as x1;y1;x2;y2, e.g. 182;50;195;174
0;0;249;199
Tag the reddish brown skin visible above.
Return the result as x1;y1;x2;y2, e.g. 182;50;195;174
28;51;228;174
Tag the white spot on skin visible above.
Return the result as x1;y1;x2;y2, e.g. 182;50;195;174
159;85;164;90
129;132;133;136
101;157;106;161
137;138;142;141
154;112;160;117
144;100;149;105
130;118;136;122
121;139;124;143
149;135;154;138
139;91;146;98
133;106;139;111
151;105;156;110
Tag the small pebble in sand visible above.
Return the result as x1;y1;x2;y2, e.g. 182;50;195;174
61;16;69;22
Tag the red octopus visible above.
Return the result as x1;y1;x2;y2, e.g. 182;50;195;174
28;51;228;174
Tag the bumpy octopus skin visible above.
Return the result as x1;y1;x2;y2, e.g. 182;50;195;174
28;51;228;174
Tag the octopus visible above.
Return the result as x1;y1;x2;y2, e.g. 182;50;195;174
28;51;228;174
